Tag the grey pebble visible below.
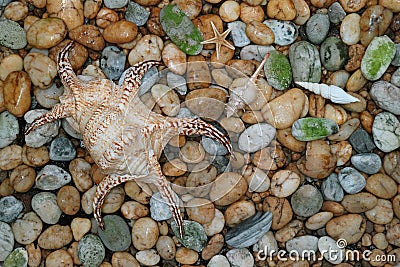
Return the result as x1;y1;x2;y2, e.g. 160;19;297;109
0;221;14;261
201;136;228;156
34;83;64;109
98;215;131;251
49;136;76;161
167;72;187;95
328;2;346;24
263;20;298;46
370;81;400;115
35;164;72;190
125;1;150;26
225;212;272;248
289;41;321;83
372;111;400;152
286;235;319;254
320;36;348;71
349;128;376;153
291;185;323;217
62;119;83;139
306;14;330;44
78;234;105;267
321;173;344;201
228;21;251;47
101;46;126;80
24;109;59;148
31;192;62;224
150;192;172;221
338;167;366;194
351;153;382;174
0;111;19;149
0;196;24;223
226;248;254;267
0;0;11;7
240;45;275;61
124;66;159;96
104;0;128;9
212;155;231;173
392;67;400;87
391;44;400;66
0;19;27;49
171;220;207;252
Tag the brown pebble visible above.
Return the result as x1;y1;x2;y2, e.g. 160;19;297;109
57;185;80;215
38;225;73;250
9;165;35;193
4;71;31;117
201;234;224;260
263;196;293;230
103;20;138;44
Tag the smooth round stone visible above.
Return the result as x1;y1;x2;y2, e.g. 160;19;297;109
370;81;400;115
306;14;330;44
31;192;62;224
292;118;339;141
78;234;105;267
341;192;377;213
101;46;126;80
321;173;344;201
365;199;393;224
35;164;71;190
340;14;361;45
98;215;131;251
227;21;251;47
150;192;173;221
156;236;176;260
125;1;150;26
289;41;321;83
226;248;254;266
238;123;276;153
132;217;159;250
212;155;231;174
318;236;345;264
240;45;275;61
328;2;346;24
187;198;215;225
0;19;27;49
305;212;333;230
71;218;91;241
11;212;43;245
167;72;187;95
136;249;160;266
69;158;93;192
208;255;230;267
327;214;366;245
0;111;19;149
338;167;366;194
351;153;382;174
392;67;400;87
320;36;348;71
365;173;397;199
49;137;76;161
349;128;376;153
263;20;298;46
372;111;400;152
270;170;300;197
104;0;128;9
0;196;23;223
171;220;207;252
24;109;59;148
201;136;228;156
203;209;225;236
361;36;396;81
0;221;14;261
3;247;28;267
387;224;400;247
225;212;272;248
291;185;323;217
264;50;292;90
286;235;318;254
62;119;82;139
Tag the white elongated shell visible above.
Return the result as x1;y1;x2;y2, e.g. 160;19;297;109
296;81;359;104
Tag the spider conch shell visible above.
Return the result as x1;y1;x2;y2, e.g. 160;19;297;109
296;81;360;104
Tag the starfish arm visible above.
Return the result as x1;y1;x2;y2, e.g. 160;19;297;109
119;61;162;109
93;174;139;229
25;103;72;135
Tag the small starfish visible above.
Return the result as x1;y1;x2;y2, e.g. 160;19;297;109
201;21;235;60
25;42;233;238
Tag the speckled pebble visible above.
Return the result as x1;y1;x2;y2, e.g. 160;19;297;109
132;217;159;250
24;109;59;148
149;192;173;221
338;167;366;194
286;235;318;254
320;36;348;71
0;196;23;223
49;137;76;161
291;185;323;217
125;1;150;26
349;128;376;153
104;0;128;9
0;19;27;49
0;111;19;149
101;46;126;80
328;2;346;24
306;14;330;44
208;255;230;267
3;247;28;267
289;41;321;83
98;215;131;251
321;173;344;201
0;221;14;261
370;81;400;115
351;153;382;174
228;21;251;47
38;224;73;250
372;111;400;152
136;249;160;266
35;164;71;190
31;192;62;224
11;212;42;245
171;220;207;252
78;234;105;267
263;20;298;46
392;67;400;87
238;123;276;153
226;248;254;267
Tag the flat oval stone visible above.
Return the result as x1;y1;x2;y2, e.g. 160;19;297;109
31;192;62;224
0;19;27;49
98;215;131;251
320;36;348;71
306;13;330;44
338;167;366;194
238;123;276;153
351;153;382;174
321;173;344;201
361;36;396;81
289;41;321;83
35;164;71;190
78;234;105;267
0;196;23;223
100;46;126;80
225;212;272;248
3;247;28;267
370;81;400;115
171;220;207;252
264;50;292;90
372;111;400;152
263;20;298;46
0;112;19;149
160;5;203;55
0;221;14;261
291;185;323;217
292;118;339;141
286;235;318;254
49;137;76;161
228;21;251;47
125;1;150;26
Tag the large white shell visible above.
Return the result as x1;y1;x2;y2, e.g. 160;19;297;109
296;81;359;104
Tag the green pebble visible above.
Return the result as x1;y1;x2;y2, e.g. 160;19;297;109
361;36;395;81
98;215;131;251
160;5;203;55
292;117;339;141
0;19;27;49
264;50;292;90
171;220;207;252
78;234;105;267
3;248;28;267
320;36;348;71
